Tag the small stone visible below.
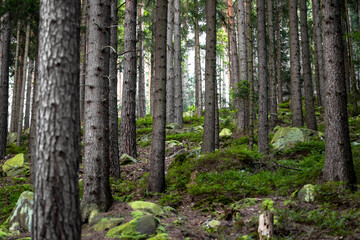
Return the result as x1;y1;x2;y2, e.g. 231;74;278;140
219;128;232;137
297;184;316;202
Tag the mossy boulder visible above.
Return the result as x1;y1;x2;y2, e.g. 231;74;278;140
7;132;17;144
297;184;316;203
2;153;29;177
128;201;164;216
202;220;221;230
148;233;171;240
8;191;33;234
93;217;124;232
120;153;137;165
219;128;232;137
271;127;324;150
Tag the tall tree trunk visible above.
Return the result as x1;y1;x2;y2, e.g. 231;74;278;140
289;0;304;127
148;0;167;194
276;3;283;104
342;18;351;93
138;3;146;118
17;21;30;146
24;59;33;130
194;20;202;117
109;0;120;179
174;0;183;128
119;0;137;158
215;83;219;149
267;0;277;129
300;0;317;131
150;47;155;116
312;0;325;106
201;0;216;153
29;50;38;182
247;0;255;150
321;0;356;187
166;0;175;123
0;6;10;159
80;0;88;123
10;21;20;132
257;0;269;155
32;0;81;238
81;0;113;221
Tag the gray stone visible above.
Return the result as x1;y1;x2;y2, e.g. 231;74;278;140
297;184;316;202
137;215;159;235
8;191;33;234
120;153;137;165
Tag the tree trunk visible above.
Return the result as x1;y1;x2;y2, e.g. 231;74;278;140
174;0;183;128
119;0;137;158
195;20;203;117
201;0;216;153
80;0;88;123
321;0;356;187
10;20;20;132
17;21;30;146
0;7;10;160
24;59;34;130
257;0;269;155
150;47;155;116
81;0;113;221
300;0;317;131
109;0;120;179
276;2;283;104
32;0;81;238
289;0;304;127
312;0;325;106
138;3;146;118
166;0;174;123
148;0;167;193
267;0;277;129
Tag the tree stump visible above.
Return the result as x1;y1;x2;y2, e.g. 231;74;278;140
258;210;274;239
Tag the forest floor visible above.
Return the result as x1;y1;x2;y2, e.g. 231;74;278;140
1;101;360;239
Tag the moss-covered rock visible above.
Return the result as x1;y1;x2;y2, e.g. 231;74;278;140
270;127;324;150
165;140;182;150
297;184;316;203
2;153;29;177
128;201;164;216
8;191;33;234
147;233;171;240
166;123;181;130
219;128;232;137
93;217;124;232
7;132;17;144
120;153;137;165
106;217;150;239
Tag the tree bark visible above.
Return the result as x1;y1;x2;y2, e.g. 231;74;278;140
201;0;216;153
166;0;175;123
32;0;81;238
10;20;20;132
24;59;33;130
194;19;203;117
321;0;356;187
80;0;88;123
138;3;146;118
289;0;304;127
276;2;283;104
148;0;167;193
174;0;183;128
0;7;10;160
119;0;137;158
81;0;113;221
109;0;120;179
257;0;269;155
300;0;317;131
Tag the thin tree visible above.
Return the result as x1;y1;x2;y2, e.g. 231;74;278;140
276;2;283;104
109;0;120;179
194;19;203;117
81;0;113;220
10;21;20;132
138;2;146;118
166;0;175;123
174;0;183;128
32;0;81;238
0;3;10;159
321;0;356;187
300;0;317;131
288;0;303;127
119;0;137;158
148;0;167;193
80;0;88;123
201;0;216;153
24;59;33;130
257;0;269;155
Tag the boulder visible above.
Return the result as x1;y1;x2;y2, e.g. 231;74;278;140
8;191;33;234
128;201;164;216
2;154;30;177
202;219;221;230
137;215;159;235
93;217;124;232
219;128;232;137
7;132;17;144
166;123;181;130
270;127;324;150
120;153;137;165
148;233;171;240
297;184;316;203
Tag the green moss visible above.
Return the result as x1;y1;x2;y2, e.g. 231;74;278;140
6;143;28;155
106;218;147;240
128;201;164;216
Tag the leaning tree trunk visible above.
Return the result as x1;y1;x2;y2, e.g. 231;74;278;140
0;7;10;160
289;0;304;127
148;0;167;194
17;21;30;146
138;3;146;118
201;0;216;153
194;19;203;117
119;0;138;158
81;0;113;221
300;0;317;131
166;0;175;123
24;59;34;130
109;0;120;179
10;21;20;132
32;0;81;238
80;0;88;123
321;0;356;188
174;0;183;128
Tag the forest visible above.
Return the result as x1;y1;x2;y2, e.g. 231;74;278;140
0;0;360;239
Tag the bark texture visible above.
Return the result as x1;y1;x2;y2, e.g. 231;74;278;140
201;0;216;153
81;0;113;220
321;0;356;186
166;0;175;123
195;20;202;117
10;21;20;132
32;0;81;238
120;0;137;158
24;60;33;130
148;0;167;193
80;0;88;123
276;3;283;104
138;3;146;118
